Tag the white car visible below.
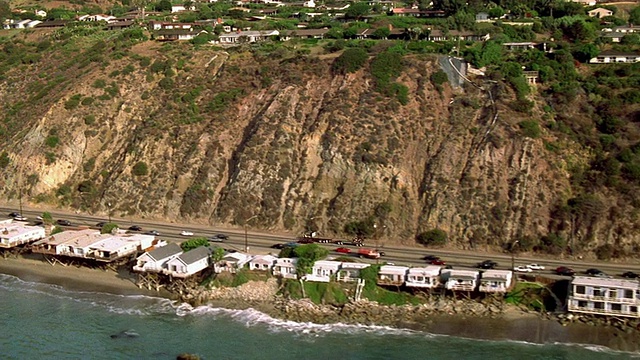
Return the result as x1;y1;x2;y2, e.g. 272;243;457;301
180;231;194;236
13;215;27;221
514;265;533;273
527;263;545;271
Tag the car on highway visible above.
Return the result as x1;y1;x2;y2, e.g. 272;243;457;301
527;263;545;271
56;219;72;226
13;215;27;221
180;231;194;236
514;265;533;273
212;233;229;240
207;235;224;243
622;271;639;279
335;247;351;254
422;255;440;262
477;260;498;269
8;211;20;218
430;259;446;265
297;238;314;244
96;222;107;228
270;243;286;249
555;266;576;276
145;230;161;236
586;268;611;278
128;225;142;232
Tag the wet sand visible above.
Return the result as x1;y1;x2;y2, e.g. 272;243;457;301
1;255;638;353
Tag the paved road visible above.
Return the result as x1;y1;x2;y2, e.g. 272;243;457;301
2;205;639;279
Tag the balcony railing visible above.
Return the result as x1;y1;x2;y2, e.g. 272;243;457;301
571;293;637;304
568;304;640;318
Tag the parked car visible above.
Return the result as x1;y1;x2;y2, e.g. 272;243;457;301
430;259;446;265
128;225;142;232
8;211;20;218
514;265;533;273
13;215;27;221
556;266;576;276
56;219;72;226
270;243;286;249
145;230;161;236
477;260;498;269
335;247;351;254
212;233;229;240
527;263;545;271
621;271;639;279
180;230;194;236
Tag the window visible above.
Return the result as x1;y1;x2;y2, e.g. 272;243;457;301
593;288;602;297
594;302;604;310
575;285;585;294
624;289;633;299
631;306;638;314
608;290;617;298
578;300;587;308
611;303;622;312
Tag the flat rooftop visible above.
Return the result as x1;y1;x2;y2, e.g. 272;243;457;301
572;276;640;289
45;229;101;246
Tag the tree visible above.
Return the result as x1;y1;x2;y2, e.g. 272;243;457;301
572;43;599;63
630;6;640;25
621;34;640;46
416;229;448;246
488;6;505;18
0;1;10;21
372;27;390;39
345;2;370;20
132;161;149;176
51;226;64;235
294;243;329;276
101;223;119;234
155;0;172;12
42;212;53;225
433;0;466;15
180;237;209;251
211;247;225;262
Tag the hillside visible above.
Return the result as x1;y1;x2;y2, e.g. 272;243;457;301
0;25;639;259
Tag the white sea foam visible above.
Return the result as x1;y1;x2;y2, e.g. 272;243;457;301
174;302;420;338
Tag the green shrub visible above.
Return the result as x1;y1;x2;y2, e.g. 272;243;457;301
84;114;96;125
332;47;368;74
158;77;174;89
51;226;64;235
132;161;149;176
518;120;541;138
92;79;106;88
595;243;615;260
416;229;448;246
101;223;119;234
64;94;82;110
81;97;94;106
45;136;59;148
180;238;209;251
430;70;448;87
0;151;10;168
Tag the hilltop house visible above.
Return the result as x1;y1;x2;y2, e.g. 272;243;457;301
336;263;370;282
133;243;183;272
165;246;212;278
378;265;409;286
569;276;640;318
479;270;513;293
249;254;278;271
405;266;442;289
442;269;479;292
218;30;280;44
590;51;640;64
273;258;298;279
305;260;341;282
588;8;613;18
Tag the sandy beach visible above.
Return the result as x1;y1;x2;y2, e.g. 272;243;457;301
1;254;639;353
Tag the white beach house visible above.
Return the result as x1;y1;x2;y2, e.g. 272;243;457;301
442;269;480;292
164;246;212;278
133;243;183;272
249;254;278;271
377;265;409;286
273;258;298;279
569;276;640;318
405;266;442;289
214;252;252;273
0;222;46;248
32;229;100;255
336;262;370;282
304;260;341;282
479;270;513;293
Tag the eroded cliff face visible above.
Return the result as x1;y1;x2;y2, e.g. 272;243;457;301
1;39;637;255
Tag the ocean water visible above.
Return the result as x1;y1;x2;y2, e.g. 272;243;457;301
0;273;636;360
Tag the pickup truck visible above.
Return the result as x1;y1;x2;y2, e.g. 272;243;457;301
358;248;381;259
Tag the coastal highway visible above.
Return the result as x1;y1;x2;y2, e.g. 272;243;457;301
2;205;640;278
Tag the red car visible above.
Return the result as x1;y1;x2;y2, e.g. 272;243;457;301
335;247;351;254
430;259;446;265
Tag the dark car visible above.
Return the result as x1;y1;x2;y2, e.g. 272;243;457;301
56;219;72;226
477;260;498;269
128;225;142;232
270;243;286;249
555;266;576;276
212;234;229;240
145;230;161;236
208;236;224;243
95;222;107;228
297;238;314;244
622;271;639;279
422;255;441;261
586;268;604;276
8;211;20;218
430;259;446;265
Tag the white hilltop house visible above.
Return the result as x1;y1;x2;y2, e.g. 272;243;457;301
569;276;640;318
304;260;341;282
479;270;513;293
165;246;212;278
273;258;298;279
378;265;410;286
249;254;278;271
133;243;183;272
336;262;370;282
0;222;46;248
405;266;442;289
442;269;480;292
214;252;252;273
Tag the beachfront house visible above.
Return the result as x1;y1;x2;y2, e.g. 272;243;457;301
304;260;341;282
377;265;409;286
568;276;640;318
164;246;212;278
336;263;370;282
479;270;513;294
214;252;252;273
248;254;277;271
0;222;46;248
133;243;183;272
405;266;442;289
272;258;298;279
89;236;140;261
31;229;100;255
441;269;480;292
